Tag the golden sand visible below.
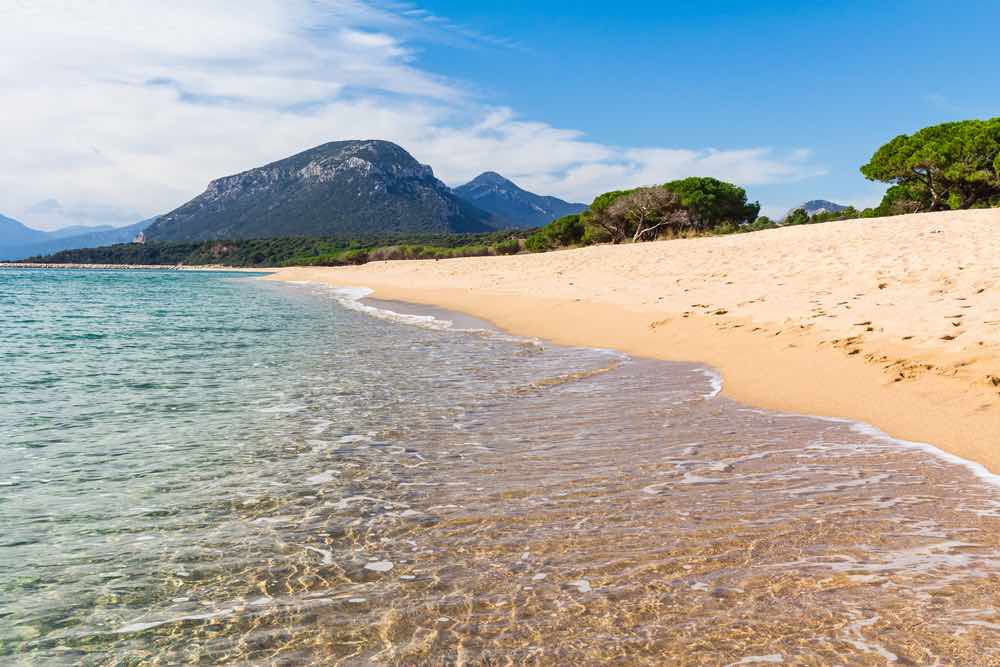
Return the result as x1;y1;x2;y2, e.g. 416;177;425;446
268;209;1000;472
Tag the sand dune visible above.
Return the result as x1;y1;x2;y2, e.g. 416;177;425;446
270;209;1000;471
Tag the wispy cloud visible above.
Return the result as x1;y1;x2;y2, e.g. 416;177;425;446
0;0;822;229
376;1;526;50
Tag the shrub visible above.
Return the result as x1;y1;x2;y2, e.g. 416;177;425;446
783;208;810;226
493;238;521;255
525;232;551;253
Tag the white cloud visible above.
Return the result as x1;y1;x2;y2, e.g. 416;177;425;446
0;0;822;230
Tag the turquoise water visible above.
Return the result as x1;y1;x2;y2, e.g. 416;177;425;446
6;269;1000;665
0;268;621;663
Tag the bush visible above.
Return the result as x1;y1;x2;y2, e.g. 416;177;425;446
710;221;739;235
493;238;521;255
525;232;551;253
581;221;610;245
783;208;810;226
340;249;369;264
524;213;586;252
546;214;586;246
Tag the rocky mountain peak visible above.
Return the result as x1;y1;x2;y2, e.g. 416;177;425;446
144;140;496;241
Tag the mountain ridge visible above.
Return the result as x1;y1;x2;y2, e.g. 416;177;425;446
0;218;155;261
453;172;587;228
0;213;49;247
144;140;498;241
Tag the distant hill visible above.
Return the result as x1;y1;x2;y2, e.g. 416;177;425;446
46;224;116;239
453;172;587;228
0;218;155;261
0;214;48;246
144;140;497;242
788;200;849;218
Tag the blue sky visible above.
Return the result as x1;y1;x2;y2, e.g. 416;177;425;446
409;0;1000;212
1;0;998;229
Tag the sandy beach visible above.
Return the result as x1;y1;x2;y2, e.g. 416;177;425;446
270;209;1000;473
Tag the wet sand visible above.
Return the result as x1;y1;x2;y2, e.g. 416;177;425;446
268;209;1000;473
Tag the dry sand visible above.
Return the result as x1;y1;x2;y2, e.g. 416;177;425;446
268;209;1000;472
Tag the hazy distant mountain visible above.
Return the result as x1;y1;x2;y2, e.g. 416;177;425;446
46;224;116;239
453;172;587;228
0;218;155;261
789;200;849;217
0;214;48;246
144;140;497;242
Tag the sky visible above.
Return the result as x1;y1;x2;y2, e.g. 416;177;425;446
2;1;999;230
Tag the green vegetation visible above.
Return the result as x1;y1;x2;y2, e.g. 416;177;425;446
662;176;761;228
528;177;764;251
783;208;811;226
590;187;690;243
525;214;586;252
779;206;868;227
18;230;530;268
861;117;1000;213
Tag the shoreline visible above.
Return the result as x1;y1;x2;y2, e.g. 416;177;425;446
0;262;270;272
266;209;1000;474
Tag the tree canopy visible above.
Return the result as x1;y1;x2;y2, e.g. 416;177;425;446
663;176;761;228
603;187;690;243
861;118;1000;212
527;176;765;249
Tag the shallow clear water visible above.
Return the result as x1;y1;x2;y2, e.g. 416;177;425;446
4;269;1000;665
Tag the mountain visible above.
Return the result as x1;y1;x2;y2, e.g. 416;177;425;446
0;218;155;261
144;140;496;242
452;172;587;228
46;224;116;239
789;200;849;217
0;214;48;246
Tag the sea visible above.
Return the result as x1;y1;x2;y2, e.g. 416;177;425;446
4;268;1000;665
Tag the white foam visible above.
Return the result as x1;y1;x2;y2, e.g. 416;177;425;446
327;286;460;332
116;606;239;634
696;368;724;398
727;655;784;665
364;560;394;573
805;416;1000;491
847;421;1000;489
329;495;408;511
740;404;1000;492
289;282;549;347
